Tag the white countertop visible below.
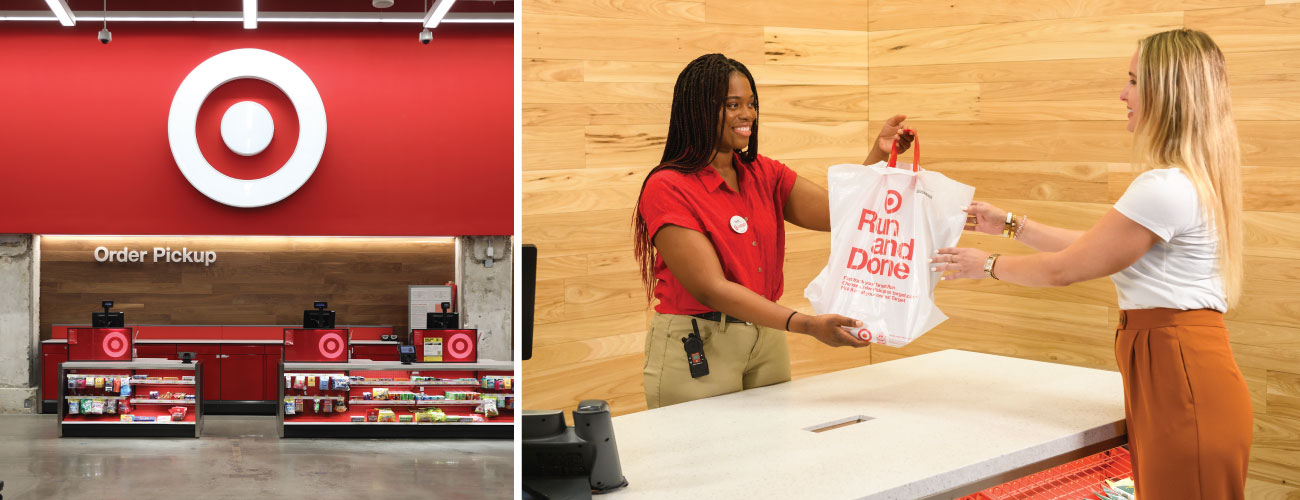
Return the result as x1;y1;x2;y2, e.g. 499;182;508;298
603;349;1125;500
62;358;199;371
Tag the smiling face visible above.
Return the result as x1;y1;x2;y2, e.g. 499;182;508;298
1121;50;1141;133
716;72;757;154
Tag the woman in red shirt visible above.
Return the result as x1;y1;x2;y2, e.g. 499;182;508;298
633;53;913;408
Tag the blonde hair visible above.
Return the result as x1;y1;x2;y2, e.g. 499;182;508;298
1134;29;1243;308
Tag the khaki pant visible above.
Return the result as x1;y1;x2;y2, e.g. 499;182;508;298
1115;308;1252;500
643;312;792;409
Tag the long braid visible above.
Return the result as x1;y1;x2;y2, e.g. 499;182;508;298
632;54;760;301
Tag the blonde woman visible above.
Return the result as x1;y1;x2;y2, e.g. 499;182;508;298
932;29;1250;499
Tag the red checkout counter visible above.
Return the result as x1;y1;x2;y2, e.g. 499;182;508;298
40;324;398;414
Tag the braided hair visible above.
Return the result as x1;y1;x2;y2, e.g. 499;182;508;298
631;53;760;300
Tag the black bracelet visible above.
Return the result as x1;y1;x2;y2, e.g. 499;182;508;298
784;311;798;332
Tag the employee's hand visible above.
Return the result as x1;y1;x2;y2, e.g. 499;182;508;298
932;247;991;281
963;201;1007;236
793;313;871;348
864;114;915;165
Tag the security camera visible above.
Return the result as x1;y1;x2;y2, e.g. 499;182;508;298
98;28;111;44
419;29;432;45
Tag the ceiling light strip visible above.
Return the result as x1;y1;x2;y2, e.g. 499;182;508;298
243;0;256;28
423;0;457;28
0;10;511;23
43;0;75;26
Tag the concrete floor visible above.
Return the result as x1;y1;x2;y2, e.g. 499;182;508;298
0;414;513;500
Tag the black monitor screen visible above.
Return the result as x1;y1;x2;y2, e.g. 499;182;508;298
522;244;536;361
91;311;124;328
303;310;336;329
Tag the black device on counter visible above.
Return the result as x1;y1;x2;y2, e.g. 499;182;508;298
683;320;709;378
179;351;196;364
399;345;416;364
523;244;536;361
303;301;336;329
91;300;125;328
426;305;459;330
522;400;628;499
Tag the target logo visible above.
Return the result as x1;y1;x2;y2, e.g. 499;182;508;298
102;331;130;359
445;331;477;362
168;48;327;208
318;332;346;360
884;190;902;214
855;328;873;342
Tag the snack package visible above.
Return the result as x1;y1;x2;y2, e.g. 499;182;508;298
170;407;187;421
363;392;372;401
91;399;105;415
133;416;156;422
323;399;333;413
119;400;132;414
335;403;347;413
94;377;105;389
81;398;93;414
332;377;348;391
69;400;80;415
120;379;132;397
308;376;316;388
76;378;86;390
157;415;171;423
377;409;396;422
294;376;306;390
366;409;379;422
285;398;296;415
149;391;160;400
112;378;122;393
161;392;174;401
399;415;413;423
373;388;389;401
295;399;305;413
68;377;77;390
313;399;321;413
285;375;293;389
120;415;132;422
106;398;117;414
350;416;365;423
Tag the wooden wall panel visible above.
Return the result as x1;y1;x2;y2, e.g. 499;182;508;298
38;236;455;341
522;2;1300;492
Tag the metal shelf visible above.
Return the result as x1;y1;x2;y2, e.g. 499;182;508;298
346;399;485;406
62;420;195;425
349;381;480;386
283;421;510;426
129;399;197;404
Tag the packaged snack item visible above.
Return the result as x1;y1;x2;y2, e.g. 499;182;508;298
133;416;156;422
106;398;117;414
76;378;86;390
285;398;296;415
335;403;347;413
398;415;413;423
332;377;349;391
377;409;396;422
182;375;195;383
295;399;305;413
149;391;160;399
94;377;105;389
81;399;93;414
120;415;132;422
285;375;292;389
323;399;333;413
161;392;174;400
120;379;132;397
483;400;498;418
294;376;306;390
350;416;365;422
91;399;105;415
68;400;80;415
119;400;132;414
373;388;389;400
169;407;188;421
157;415;171;423
313;399;321;413
112;378;122;393
68;377;76;390
366;409;379;422
308;376;316;388
363;391;372;400
319;376;330;391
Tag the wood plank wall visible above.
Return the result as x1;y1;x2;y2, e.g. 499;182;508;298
39;236;456;341
521;2;1300;495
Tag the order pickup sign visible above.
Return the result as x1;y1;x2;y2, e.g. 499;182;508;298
804;162;973;348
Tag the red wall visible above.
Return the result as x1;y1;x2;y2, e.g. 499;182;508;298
0;23;512;235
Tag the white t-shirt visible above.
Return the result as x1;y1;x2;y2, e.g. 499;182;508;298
1111;168;1227;312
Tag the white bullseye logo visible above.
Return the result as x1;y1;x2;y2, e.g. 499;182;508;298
319;332;345;359
103;331;130;358
447;332;474;359
168;48;327;208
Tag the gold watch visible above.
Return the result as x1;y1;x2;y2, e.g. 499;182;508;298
984;254;1001;280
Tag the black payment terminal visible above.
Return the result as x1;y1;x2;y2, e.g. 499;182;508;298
683;319;709;378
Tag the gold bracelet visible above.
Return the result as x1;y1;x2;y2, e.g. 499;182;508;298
1002;212;1014;238
1013;215;1028;240
984;253;1002;280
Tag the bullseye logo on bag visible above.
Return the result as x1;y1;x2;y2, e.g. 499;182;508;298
855;328;873;342
884;190;902;214
168;48;327;208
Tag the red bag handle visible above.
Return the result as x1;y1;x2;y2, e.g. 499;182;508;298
887;129;919;172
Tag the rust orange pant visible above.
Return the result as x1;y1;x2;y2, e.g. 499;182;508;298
1115;308;1252;500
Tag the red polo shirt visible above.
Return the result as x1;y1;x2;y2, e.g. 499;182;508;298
639;154;798;315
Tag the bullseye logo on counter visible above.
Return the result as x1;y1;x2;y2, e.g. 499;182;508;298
168;48;327;208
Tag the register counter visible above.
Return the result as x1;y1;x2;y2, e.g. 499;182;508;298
604;350;1126;499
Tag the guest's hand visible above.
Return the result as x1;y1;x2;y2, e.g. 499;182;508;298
963;201;1007;236
865;114;915;164
931;247;991;281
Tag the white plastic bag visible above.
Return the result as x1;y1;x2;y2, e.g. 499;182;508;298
804;135;974;347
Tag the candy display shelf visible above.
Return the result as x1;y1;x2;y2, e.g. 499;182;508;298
59;359;202;438
279;360;513;438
